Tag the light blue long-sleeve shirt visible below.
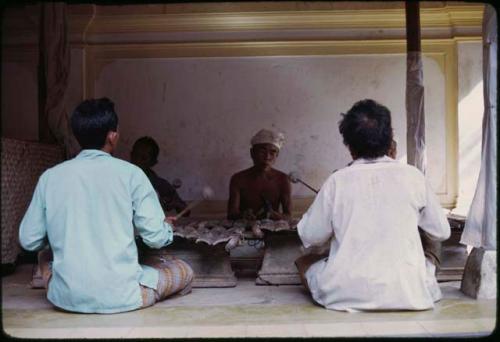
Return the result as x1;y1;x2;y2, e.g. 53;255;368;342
19;149;173;313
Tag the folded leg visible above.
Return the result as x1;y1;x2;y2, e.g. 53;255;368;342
140;255;194;308
31;248;53;289
295;253;328;292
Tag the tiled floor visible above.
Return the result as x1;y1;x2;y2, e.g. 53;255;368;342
2;264;496;338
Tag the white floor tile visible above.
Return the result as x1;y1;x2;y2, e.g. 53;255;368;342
246;324;308;337
185;325;247;338
361;321;430;336
304;322;367;337
127;326;188;338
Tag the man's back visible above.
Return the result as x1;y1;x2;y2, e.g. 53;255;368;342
20;150;170;313
298;156;450;311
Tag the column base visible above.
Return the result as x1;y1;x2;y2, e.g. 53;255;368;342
460;247;497;299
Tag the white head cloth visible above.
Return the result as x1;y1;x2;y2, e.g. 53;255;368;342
251;129;285;150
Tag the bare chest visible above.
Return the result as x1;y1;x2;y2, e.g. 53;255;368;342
240;177;282;203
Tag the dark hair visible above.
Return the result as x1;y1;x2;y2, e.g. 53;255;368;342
338;99;393;158
71;98;118;149
132;136;159;166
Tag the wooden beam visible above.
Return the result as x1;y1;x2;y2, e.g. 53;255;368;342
405;1;426;171
405;1;421;52
37;3;56;143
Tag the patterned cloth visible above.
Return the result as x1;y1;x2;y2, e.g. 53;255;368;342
140;255;194;308
1;138;63;264
35;250;194;309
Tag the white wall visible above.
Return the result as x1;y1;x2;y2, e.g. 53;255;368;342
454;41;484;216
1;4;485;212
95;54;447;201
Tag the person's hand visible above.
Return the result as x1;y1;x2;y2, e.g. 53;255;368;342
165;216;177;226
269;210;284;220
242;209;257;221
247;213;257;220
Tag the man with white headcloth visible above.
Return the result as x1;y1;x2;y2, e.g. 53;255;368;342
227;129;292;220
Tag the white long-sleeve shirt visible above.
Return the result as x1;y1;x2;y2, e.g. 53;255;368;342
297;156;450;312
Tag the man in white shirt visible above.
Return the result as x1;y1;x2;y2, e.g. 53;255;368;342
388;139;443;273
295;99;450;312
19;98;193;313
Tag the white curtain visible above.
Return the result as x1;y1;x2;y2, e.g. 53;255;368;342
460;4;497;250
405;16;443;266
406;51;427;172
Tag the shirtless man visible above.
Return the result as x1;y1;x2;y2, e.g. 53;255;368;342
227;129;292;220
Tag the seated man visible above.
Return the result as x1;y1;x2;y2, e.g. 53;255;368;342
130;136;188;215
387;138;443;270
19;98;193;314
295;99;450;312
227;129;291;220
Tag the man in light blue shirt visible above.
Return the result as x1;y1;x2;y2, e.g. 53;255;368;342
19;98;193;314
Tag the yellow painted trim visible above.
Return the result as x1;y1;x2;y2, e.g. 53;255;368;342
85;38;460;207
85;5;483;34
454;36;483;43
85;39;464;58
1;4;483;46
1;5;483;47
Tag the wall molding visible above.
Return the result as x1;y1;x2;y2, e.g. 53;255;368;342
2;4;483;46
85;5;483;34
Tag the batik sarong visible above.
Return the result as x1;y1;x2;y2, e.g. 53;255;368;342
140;255;194;308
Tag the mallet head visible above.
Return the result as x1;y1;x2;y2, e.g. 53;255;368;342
288;171;300;183
202;186;214;200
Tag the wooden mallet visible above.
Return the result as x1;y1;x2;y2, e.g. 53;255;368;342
174;186;214;219
289;171;319;194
